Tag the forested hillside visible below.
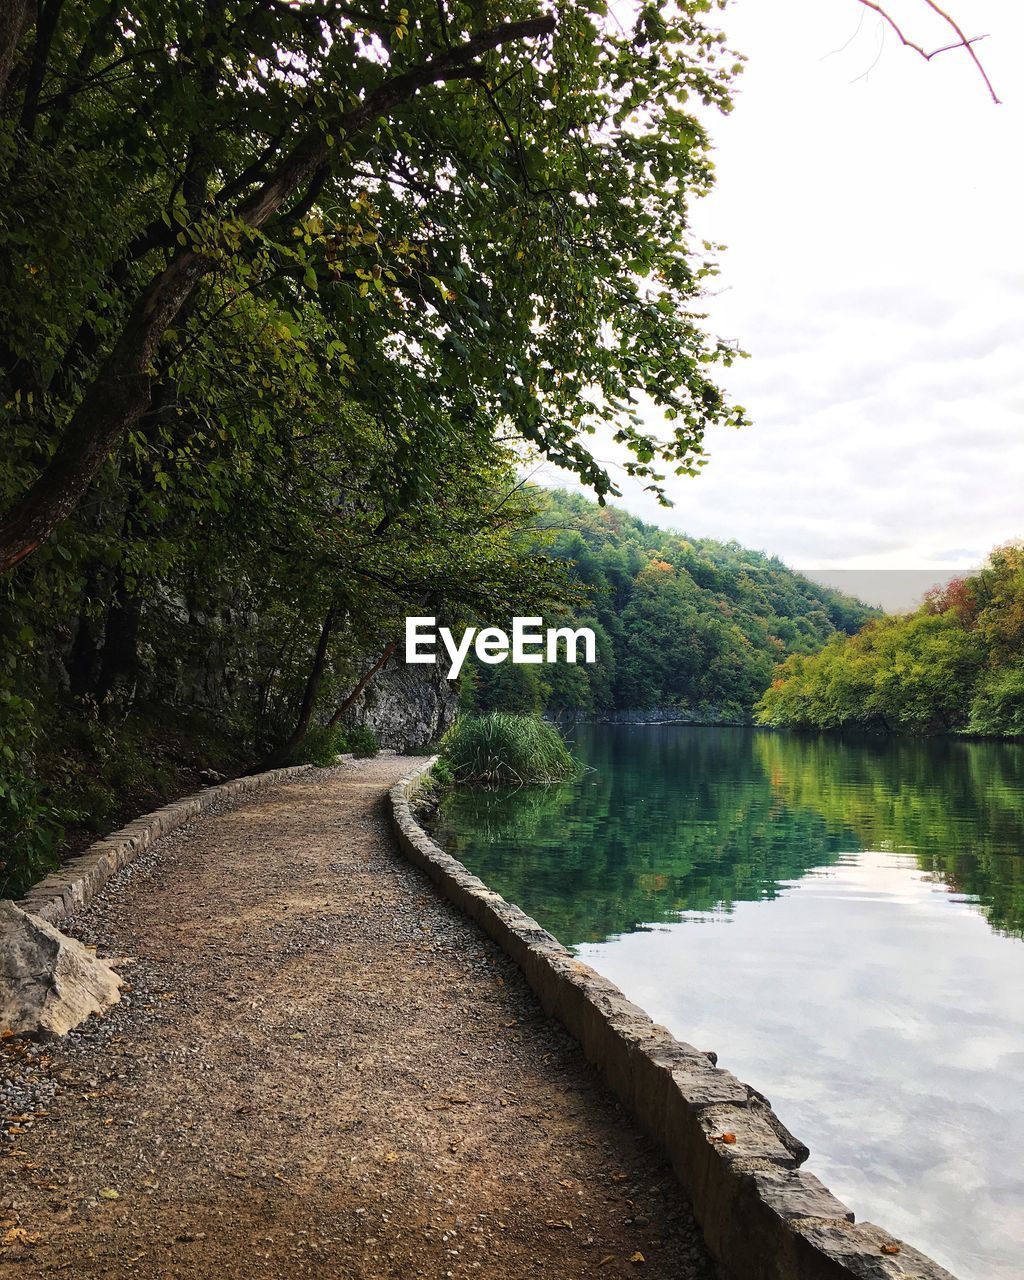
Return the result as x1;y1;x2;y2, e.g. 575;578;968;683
756;545;1024;736
465;490;877;721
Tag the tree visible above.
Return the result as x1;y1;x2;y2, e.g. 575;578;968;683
458;488;875;722
0;0;745;574
757;544;1024;738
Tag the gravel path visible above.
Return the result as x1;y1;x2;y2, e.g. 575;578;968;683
1;756;715;1279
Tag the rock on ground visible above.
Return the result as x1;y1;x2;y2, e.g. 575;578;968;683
0;903;122;1037
0;757;715;1280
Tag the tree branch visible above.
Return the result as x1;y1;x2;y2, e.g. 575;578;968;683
42;0;123;139
854;0;999;103
327;640;398;728
0;14;556;575
17;0;64;137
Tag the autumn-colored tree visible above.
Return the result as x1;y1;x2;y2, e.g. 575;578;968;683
757;545;1024;737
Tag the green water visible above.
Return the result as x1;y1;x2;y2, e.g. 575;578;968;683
432;725;1024;1280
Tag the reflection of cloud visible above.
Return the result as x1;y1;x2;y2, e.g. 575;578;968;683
537;0;1024;600
579;851;1024;1280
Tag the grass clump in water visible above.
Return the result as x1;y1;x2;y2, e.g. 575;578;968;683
439;713;579;785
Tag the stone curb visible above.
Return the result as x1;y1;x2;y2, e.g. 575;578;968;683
389;761;957;1280
13;765;314;928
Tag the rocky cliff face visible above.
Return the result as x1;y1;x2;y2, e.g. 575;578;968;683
342;659;457;752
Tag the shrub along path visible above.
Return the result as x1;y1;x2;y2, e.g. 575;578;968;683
0;756;714;1279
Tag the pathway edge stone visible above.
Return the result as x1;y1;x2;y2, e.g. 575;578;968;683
12;765;313;928
389;759;958;1280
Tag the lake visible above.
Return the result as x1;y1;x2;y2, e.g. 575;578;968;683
431;724;1024;1280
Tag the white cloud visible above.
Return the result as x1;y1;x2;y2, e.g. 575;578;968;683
541;0;1024;607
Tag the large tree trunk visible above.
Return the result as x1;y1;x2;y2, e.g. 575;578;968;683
263;606;336;768
0;250;203;574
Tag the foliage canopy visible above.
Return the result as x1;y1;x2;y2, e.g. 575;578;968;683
0;0;745;573
464;489;878;721
756;546;1024;737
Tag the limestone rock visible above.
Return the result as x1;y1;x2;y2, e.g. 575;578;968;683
342;659;458;751
0;902;122;1036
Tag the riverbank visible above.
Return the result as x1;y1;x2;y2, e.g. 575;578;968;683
0;757;712;1279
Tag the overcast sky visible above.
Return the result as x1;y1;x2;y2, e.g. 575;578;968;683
540;0;1024;609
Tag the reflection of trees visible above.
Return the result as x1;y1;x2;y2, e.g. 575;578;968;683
432;727;1024;947
433;727;852;946
754;733;1024;939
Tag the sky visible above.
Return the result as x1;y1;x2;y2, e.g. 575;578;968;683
539;0;1024;609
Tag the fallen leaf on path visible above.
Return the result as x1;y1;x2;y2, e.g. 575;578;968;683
98;1188;119;1200
630;1251;646;1265
2;1226;40;1247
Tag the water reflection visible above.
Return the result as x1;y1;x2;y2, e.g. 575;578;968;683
431;725;1024;1280
573;852;1024;1280
433;726;1024;942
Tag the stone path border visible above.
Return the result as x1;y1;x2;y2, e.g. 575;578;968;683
390;761;957;1280
15;765;313;927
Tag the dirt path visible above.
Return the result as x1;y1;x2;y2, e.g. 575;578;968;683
1;757;715;1279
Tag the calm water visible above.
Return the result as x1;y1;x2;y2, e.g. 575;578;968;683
432;725;1024;1280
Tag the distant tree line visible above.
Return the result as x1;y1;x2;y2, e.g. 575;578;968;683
756;546;1024;737
464;490;877;722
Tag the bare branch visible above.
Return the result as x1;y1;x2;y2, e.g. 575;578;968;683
855;0;999;103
